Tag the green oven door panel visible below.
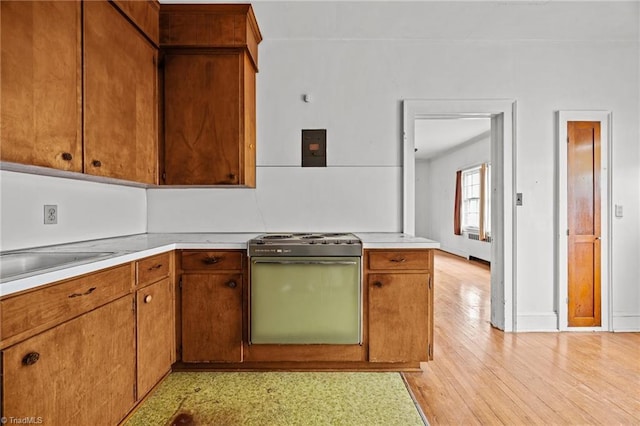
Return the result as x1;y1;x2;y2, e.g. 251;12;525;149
250;257;361;344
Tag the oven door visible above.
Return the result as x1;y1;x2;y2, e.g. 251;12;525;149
250;256;361;344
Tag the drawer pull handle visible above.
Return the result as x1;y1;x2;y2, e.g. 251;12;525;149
22;352;40;366
61;152;73;161
373;281;383;288
148;263;163;271
227;280;238;289
202;256;221;265
68;287;96;298
144;295;153;303
390;258;407;263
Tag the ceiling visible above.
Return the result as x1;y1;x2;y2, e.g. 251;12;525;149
414;118;491;160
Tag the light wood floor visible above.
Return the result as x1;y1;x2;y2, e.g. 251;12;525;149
404;250;640;425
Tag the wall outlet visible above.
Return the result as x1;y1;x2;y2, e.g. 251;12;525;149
44;205;58;224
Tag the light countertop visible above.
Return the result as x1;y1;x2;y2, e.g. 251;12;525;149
0;232;439;297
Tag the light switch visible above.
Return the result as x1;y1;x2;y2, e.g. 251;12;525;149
615;204;623;218
515;193;523;206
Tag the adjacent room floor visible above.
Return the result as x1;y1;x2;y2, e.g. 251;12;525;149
404;251;640;425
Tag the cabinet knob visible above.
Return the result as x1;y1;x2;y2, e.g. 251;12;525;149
22;352;40;366
227;173;236;181
61;152;73;161
202;256;221;265
373;281;383;288
144;294;153;303
92;160;102;167
227;280;238;289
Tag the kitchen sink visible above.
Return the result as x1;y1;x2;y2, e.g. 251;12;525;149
0;251;116;281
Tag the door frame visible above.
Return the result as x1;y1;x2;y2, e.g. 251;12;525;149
557;111;611;331
403;99;517;332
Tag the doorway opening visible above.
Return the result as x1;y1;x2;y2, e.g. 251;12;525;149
414;117;492;263
403;100;516;331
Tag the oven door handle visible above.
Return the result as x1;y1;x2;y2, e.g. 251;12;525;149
251;260;358;266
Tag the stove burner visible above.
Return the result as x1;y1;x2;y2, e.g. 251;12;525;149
322;233;349;237
301;235;324;239
261;234;293;240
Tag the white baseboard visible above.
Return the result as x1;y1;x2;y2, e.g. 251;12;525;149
516;312;558;332
612;315;640;332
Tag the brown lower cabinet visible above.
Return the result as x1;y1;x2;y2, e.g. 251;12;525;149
179;250;244;362
135;253;174;399
2;295;136;425
181;273;243;362
365;249;434;363
136;277;174;398
1;253;176;425
368;272;430;362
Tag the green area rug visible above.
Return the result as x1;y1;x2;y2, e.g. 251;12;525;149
125;372;426;426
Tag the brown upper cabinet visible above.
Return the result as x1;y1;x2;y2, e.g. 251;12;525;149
1;0;159;185
160;5;262;186
84;0;158;184
0;1;83;172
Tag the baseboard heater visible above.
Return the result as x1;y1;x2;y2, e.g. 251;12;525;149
467;233;492;243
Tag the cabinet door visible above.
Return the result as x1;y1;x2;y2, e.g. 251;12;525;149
2;296;135;425
163;53;242;185
0;1;82;171
136;277;173;399
84;0;157;184
368;273;429;363
181;273;243;362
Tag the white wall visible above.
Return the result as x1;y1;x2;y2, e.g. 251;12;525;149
416;136;492;262
147;167;400;232
0;171;146;251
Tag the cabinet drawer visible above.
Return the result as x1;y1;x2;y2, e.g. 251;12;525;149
181;251;243;271
1;264;132;343
367;250;431;271
137;252;171;288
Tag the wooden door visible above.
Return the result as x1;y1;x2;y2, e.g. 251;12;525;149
84;0;158;184
181;273;243;362
136;277;174;399
163;53;242;185
2;296;135;425
567;121;601;327
368;273;429;362
0;1;82;171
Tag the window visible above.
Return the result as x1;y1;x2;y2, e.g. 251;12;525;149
457;163;491;239
462;167;481;231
